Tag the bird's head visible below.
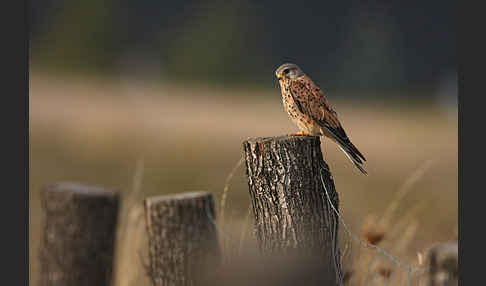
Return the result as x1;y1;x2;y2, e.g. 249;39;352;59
275;63;304;81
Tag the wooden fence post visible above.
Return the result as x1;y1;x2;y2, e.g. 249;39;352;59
39;182;120;286
426;242;458;286
144;191;220;286
243;135;342;285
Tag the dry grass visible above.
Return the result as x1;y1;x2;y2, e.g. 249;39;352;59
29;71;457;285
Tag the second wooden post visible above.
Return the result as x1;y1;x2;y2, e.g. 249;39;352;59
144;191;220;286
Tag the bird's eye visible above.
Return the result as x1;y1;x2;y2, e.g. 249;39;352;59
283;69;290;74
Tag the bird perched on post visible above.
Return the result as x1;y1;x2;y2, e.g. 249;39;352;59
275;63;367;175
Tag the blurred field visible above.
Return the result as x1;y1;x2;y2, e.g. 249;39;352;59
29;71;457;285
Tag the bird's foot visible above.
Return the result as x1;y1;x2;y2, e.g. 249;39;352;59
287;130;308;136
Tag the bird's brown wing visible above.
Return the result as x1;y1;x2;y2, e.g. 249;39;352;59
289;76;366;164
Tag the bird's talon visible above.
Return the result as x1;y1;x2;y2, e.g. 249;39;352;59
288;131;308;136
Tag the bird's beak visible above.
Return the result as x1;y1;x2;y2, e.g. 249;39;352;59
277;72;283;81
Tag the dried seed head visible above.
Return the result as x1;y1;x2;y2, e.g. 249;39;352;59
361;216;387;245
378;267;393;278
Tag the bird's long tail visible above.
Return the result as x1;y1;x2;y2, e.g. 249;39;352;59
336;141;367;175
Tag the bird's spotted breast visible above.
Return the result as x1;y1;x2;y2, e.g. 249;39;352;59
280;79;317;133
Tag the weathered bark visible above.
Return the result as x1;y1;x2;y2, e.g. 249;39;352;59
39;182;120;286
243;135;342;285
144;191;220;286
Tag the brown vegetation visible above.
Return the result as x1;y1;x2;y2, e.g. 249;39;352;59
29;72;457;285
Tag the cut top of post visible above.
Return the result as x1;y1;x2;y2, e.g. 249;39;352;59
43;182;119;197
243;135;323;158
243;135;327;173
244;135;319;144
145;191;212;205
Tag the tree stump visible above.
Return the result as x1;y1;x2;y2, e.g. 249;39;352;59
39;182;120;286
243;135;342;285
144;191;220;286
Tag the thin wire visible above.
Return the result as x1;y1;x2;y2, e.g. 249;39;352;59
324;181;344;286
319;166;427;276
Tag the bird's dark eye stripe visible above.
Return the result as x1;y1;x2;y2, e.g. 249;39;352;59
283;69;289;74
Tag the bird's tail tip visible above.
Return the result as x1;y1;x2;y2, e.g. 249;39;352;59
354;161;368;176
338;144;368;176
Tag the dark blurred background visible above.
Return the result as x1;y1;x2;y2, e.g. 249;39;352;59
29;1;457;286
30;0;456;90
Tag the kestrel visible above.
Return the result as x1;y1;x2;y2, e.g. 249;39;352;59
275;63;367;175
